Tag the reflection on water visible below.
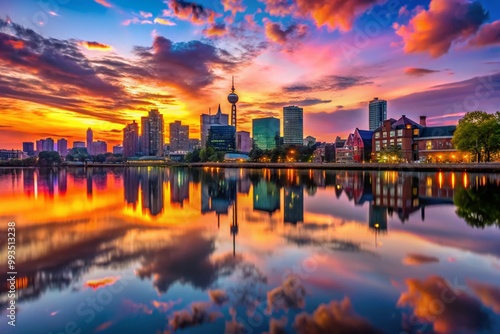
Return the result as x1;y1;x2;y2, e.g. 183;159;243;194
0;167;500;334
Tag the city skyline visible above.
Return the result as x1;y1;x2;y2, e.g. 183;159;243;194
1;0;500;149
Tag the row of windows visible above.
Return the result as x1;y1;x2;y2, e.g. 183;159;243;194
374;128;420;138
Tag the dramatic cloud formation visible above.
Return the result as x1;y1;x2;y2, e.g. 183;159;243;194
294;297;382;334
398;276;491;333
405;67;441;77
402;253;440;265
166;0;219;25
267;276;306;312
264;19;308;44
396;0;489;57
78;41;113;51
469;20;500;47
468;280;500;314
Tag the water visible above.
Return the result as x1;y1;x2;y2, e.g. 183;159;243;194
0;167;499;334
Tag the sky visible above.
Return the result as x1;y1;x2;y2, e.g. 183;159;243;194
0;0;500;149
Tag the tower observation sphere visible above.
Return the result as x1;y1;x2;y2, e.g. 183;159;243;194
228;93;239;104
228;76;238;130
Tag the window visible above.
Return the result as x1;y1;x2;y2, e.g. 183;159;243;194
397;138;403;149
375;142;381;152
382;140;387;148
426;141;432;150
397;129;403;137
413;129;420;136
390;130;395;137
383;132;387;138
406;124;412;129
390;139;395;145
375;132;380;138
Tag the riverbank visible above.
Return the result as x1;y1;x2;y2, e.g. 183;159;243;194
2;162;500;172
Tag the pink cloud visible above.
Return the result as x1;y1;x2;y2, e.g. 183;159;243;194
222;0;246;15
469;20;500;47
95;0;112;8
395;0;488;57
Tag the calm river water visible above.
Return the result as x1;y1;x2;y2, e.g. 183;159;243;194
1;167;499;334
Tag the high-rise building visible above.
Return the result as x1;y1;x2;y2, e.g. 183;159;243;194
169;121;189;152
123;120;139;158
207;125;236;151
92;140;107;155
22;142;35;156
57;138;68;156
283;106;303;146
141;109;164;157
369;97;387;131
41;138;54;152
87;128;93;155
189;139;201;152
73;141;85;149
200;105;229;148
35;140;43;153
113;145;123;155
252;117;280;150
236;131;251;153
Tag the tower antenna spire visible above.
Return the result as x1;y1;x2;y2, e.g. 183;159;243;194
231;75;235;93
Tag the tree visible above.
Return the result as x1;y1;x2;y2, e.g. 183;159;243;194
452;111;500;162
37;151;61;166
454;182;500;228
95;154;106;163
378;145;402;163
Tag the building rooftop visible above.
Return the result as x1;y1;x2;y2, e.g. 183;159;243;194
417;125;457;139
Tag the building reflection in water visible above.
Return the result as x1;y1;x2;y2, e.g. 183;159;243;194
170;167;189;207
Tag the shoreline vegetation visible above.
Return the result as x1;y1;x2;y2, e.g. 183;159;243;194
2;162;500;172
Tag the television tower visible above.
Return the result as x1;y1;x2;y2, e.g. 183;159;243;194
227;76;239;131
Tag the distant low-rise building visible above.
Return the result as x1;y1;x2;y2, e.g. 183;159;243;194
113;145;124;155
73;141;86;149
0;149;25;160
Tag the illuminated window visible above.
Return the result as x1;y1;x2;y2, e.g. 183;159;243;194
397;129;403;136
406;124;412;129
426;141;433;150
413;129;420;136
383;132;387;138
390;130;395;137
375;132;380;138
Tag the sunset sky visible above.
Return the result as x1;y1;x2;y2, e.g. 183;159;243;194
1;0;500;149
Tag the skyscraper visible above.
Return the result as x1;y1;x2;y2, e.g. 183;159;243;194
57;138;68;156
86;128;93;155
141;109;164;157
283;106;303;146
207;125;236;151
42;138;54;152
123;120;139;158
369;97;387;131
169;121;189;152
200;105;229;148
22;142;35;156
252;117;280;150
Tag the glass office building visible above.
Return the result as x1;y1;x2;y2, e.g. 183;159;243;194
252;117;280;150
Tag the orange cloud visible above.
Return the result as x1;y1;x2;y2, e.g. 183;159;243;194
208;289;229;305
404;68;440;77
402;253;440;265
294;297;381;333
95;0;112;8
295;0;385;31
397;276;490;334
166;0;220;25
79;41;113;51
154;17;176;26
6;39;25;50
203;23;227;37
151;299;182;312
84;276;119;289
263;19;308;44
222;0;246;15
395;0;488;57
468;280;500;314
267;276;306;313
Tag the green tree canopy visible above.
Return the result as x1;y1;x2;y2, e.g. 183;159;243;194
37;151;61;166
452;111;500;162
